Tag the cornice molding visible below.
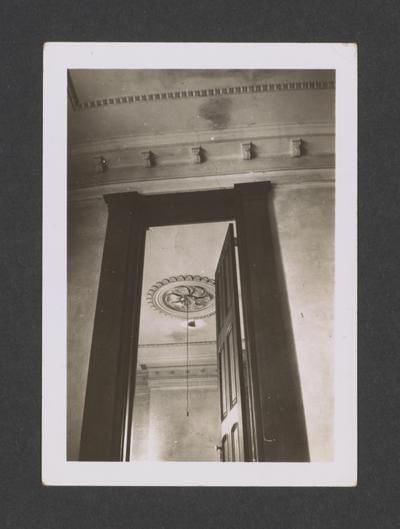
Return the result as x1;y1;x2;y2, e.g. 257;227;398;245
138;340;217;349
69;122;334;156
137;341;218;369
135;365;219;391
69;79;335;111
148;376;218;391
68;119;335;203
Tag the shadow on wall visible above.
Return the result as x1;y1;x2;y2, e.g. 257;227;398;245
265;187;310;461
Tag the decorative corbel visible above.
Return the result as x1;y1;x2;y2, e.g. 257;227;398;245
290;138;303;157
191;146;203;164
141;150;154;168
241;142;253;160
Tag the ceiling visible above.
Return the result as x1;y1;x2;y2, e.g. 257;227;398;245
67;69;335;197
137;221;230;369
68;69;335;144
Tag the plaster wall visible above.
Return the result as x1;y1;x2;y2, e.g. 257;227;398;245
67;199;108;460
272;184;334;460
131;383;220;462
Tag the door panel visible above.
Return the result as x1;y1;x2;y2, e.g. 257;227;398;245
227;327;237;406
215;224;248;461
218;343;228;419
222;434;229;462
231;423;240;461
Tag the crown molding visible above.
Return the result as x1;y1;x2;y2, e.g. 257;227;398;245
137;341;218;368
138;340;216;348
69;121;334;156
70;153;334;190
69;78;335;112
135;366;219;392
68;121;334;197
148;376;218;391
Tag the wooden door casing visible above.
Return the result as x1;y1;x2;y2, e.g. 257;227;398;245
79;183;309;462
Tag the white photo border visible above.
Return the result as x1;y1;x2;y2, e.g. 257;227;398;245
42;42;357;486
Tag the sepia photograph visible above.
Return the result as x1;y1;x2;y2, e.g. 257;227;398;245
43;43;357;485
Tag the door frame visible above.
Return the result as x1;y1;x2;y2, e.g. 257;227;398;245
79;181;309;462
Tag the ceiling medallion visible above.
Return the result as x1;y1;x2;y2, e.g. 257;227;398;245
146;275;215;319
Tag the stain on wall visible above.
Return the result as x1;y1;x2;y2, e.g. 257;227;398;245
198;98;232;129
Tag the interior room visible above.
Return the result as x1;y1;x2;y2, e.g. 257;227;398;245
131;222;230;462
67;69;335;463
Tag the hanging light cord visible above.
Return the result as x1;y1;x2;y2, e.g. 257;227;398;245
186;301;189;417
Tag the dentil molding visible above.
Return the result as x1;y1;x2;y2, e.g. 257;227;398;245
69;79;335;111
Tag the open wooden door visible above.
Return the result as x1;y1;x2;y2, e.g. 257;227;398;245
215;223;249;461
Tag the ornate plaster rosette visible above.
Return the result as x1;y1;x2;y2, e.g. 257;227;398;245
146;275;215;319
